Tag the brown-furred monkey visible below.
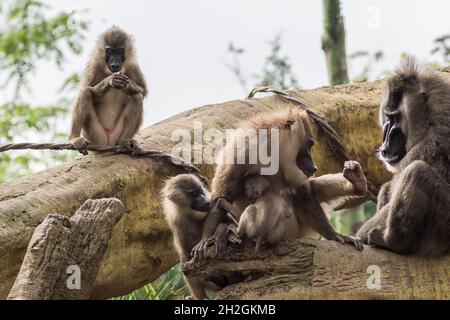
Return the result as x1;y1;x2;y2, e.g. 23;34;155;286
192;107;367;259
69;26;148;155
357;58;450;256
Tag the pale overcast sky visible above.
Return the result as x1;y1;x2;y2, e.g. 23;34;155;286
28;0;450;126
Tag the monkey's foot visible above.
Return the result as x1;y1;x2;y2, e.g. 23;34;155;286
334;233;364;251
343;161;367;195
366;228;386;247
70;137;89;156
121;139;144;156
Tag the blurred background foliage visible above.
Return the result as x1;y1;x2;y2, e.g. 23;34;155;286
0;0;87;182
0;0;449;300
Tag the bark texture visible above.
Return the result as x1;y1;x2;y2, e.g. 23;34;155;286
7;198;125;300
183;239;450;300
1;69;449;299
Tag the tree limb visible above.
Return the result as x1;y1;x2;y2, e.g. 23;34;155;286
183;239;450;299
1;69;449;299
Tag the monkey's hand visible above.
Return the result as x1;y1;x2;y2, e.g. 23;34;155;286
227;224;242;245
121;139;144;156
69;137;89;156
191;238;211;262
333;233;364;251
111;73;129;90
213;223;229;259
343;161;367;195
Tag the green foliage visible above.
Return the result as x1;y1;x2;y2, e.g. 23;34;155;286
0;0;88;182
113;264;189;300
225;33;299;92
330;201;376;235
430;33;450;65
349;50;384;83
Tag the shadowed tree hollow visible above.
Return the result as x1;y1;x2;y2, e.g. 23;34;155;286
1;69;449;299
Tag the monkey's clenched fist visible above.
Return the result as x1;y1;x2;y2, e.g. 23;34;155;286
110;73;129;89
343;161;367;195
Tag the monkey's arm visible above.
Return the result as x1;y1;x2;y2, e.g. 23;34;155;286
310;161;367;208
124;64;148;96
89;75;114;99
191;199;229;261
376;182;391;211
295;191;364;251
125;79;146;96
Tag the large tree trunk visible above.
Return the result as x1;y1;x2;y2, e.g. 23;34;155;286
1;69;449;299
183;239;450;299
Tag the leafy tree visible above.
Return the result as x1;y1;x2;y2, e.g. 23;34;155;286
225;34;299;93
0;0;88;182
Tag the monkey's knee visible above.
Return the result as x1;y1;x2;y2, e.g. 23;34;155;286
130;93;144;105
79;87;94;103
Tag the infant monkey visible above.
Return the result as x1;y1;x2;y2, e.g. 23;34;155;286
237;175;293;252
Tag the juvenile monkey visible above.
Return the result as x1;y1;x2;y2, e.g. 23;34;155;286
238;175;293;252
69;26;148;154
161;174;238;299
192;107;366;259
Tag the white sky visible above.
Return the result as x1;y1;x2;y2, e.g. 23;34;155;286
26;0;450;127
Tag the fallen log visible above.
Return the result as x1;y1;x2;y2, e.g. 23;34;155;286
183;239;450;300
1;68;449;299
7;198;125;300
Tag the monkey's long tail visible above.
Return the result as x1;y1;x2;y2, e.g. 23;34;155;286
247;86;378;202
0;142;201;175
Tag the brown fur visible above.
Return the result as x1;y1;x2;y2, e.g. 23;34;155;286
194;107;366;256
162;174;234;299
357;58;450;256
69;26;147;149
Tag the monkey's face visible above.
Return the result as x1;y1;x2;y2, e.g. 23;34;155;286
187;188;210;212
297;137;318;178
105;46;125;73
244;176;270;202
378;82;425;172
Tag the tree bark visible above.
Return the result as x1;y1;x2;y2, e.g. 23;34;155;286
183;239;450;299
1;69;449;299
7;198;125;300
322;0;350;85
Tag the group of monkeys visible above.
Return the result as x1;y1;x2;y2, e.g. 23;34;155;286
69;27;450;300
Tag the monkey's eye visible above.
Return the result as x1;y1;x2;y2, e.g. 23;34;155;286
105;47;112;55
117;48;125;55
190;190;200;197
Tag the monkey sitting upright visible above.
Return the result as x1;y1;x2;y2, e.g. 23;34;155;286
161;174;239;299
192;107;367;260
237;175;294;252
69;26;148;155
357;58;450;256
